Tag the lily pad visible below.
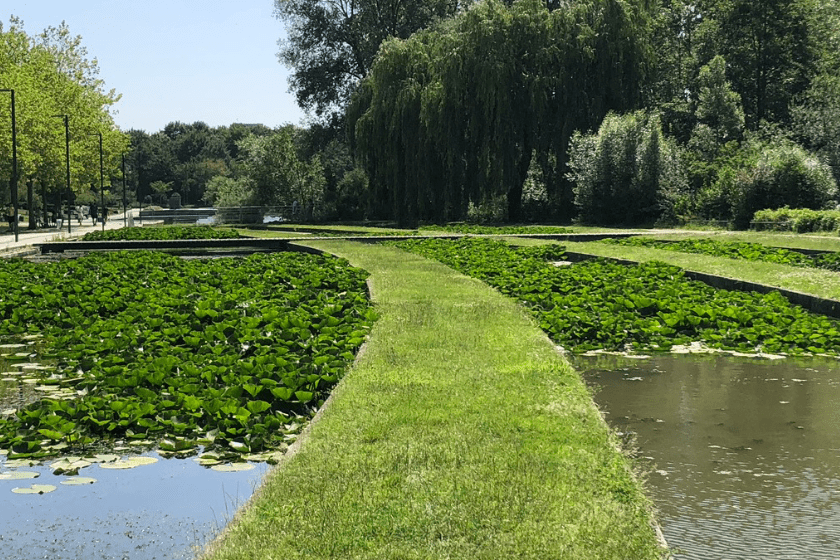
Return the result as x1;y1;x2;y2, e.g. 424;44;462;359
60;477;97;486
50;458;92;475
0;344;27;350
3;459;37;468
12;484;56;494
0;471;40;480
210;463;255;473
99;456;158;470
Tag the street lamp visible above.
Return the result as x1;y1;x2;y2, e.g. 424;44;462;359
121;153;127;227
90;132;105;232
1;89;19;242
52;114;71;234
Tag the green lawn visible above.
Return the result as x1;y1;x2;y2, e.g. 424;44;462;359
201;240;663;560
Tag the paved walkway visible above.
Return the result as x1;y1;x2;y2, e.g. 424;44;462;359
0;213;131;255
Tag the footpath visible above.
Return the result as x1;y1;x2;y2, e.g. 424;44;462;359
0;214;130;256
202;240;665;560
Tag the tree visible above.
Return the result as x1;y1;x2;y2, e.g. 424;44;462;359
349;0;656;226
699;0;818;128
237;128;326;213
568;111;686;226
274;0;463;121
0;17;128;227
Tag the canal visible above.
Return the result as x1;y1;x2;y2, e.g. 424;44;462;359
577;353;840;560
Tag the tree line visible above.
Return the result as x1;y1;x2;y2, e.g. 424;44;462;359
276;0;840;227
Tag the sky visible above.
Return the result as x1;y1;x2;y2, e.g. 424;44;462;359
6;0;308;133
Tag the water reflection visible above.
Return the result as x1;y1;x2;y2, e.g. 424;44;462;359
577;354;840;560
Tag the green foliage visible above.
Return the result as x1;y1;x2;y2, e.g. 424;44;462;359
602;236;840;271
752;207;840;233
204;175;255;208
419;224;572;235
351;0;656;226
237;128;326;213
0;251;376;459
392;237;840;355
0;17;128;208
273;0;462;122
568;111;686;225
792;74;840;185
81;225;241;241
719;139;837;228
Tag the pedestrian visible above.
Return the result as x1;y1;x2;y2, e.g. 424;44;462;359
101;206;108;223
90;203;98;225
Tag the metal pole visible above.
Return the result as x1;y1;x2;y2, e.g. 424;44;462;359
1;89;18;242
52;115;71;234
98;133;104;232
121;153;127;227
63;116;71;235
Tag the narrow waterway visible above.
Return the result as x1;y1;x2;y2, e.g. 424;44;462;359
577;353;840;560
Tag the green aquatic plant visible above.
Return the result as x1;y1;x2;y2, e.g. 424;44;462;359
0;251;376;461
602;237;840;272
392;237;840;355
81;225;241;241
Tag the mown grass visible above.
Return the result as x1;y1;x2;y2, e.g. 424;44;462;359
510;237;840;301
634;230;840;252
201;240;663;560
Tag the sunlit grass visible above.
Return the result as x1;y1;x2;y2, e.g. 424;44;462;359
201;241;664;560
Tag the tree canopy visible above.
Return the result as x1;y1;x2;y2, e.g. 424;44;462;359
348;0;655;226
0;17;128;217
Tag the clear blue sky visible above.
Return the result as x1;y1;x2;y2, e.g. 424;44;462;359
7;1;307;133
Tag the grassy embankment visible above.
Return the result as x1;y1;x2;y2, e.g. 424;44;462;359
509;234;840;301
202;240;663;560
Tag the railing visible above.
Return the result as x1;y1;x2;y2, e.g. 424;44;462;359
136;206;297;225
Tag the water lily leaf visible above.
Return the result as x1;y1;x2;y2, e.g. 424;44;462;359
99;456;158;469
0;471;40;480
3;459;37;468
210;463;255;472
60;477;97;485
12;484;56;494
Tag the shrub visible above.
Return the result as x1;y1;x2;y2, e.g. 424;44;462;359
726;140;837;229
568;111;686;226
752;207;840;232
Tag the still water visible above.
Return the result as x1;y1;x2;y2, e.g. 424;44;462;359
577;353;840;560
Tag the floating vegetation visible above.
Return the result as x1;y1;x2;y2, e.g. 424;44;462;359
392;238;840;355
210;463;256;473
420;224;573;235
602;237;840;272
81;225;241;241
11;484;56;494
0;471;39;480
60;476;97;485
0;250;376;464
99;456;159;470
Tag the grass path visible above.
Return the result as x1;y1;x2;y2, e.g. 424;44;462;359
202;240;662;560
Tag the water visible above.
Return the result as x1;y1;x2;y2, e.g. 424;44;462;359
577;353;840;560
0;453;269;559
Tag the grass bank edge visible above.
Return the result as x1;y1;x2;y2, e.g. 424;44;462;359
201;240;665;560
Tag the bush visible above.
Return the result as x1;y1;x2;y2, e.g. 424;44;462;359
568;111;686;226
724;140;837;229
752;207;840;232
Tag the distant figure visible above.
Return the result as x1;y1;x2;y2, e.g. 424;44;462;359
90;203;98;225
101;206;108;223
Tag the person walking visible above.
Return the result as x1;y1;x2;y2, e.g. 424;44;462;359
90;203;98;225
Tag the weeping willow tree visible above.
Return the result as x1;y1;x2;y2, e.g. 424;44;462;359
348;0;655;226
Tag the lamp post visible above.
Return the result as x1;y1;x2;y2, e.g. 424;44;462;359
52;114;71;234
1;89;18;242
121;153;127;227
91;132;105;232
